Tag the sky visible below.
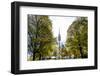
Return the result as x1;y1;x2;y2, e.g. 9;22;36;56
49;16;76;44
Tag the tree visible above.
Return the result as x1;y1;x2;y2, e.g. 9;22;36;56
28;15;54;60
66;17;88;58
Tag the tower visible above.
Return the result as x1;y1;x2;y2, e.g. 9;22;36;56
58;28;61;59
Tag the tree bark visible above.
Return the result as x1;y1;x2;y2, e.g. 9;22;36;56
33;51;36;60
39;53;42;60
78;43;84;58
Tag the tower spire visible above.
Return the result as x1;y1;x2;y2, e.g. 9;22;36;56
58;28;61;59
58;28;61;41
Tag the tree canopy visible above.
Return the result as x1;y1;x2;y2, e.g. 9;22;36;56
28;15;55;60
66;17;88;58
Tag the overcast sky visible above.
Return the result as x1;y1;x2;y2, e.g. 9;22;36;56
49;16;76;43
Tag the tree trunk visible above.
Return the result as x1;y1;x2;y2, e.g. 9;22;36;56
39;53;42;60
33;51;35;60
79;43;84;58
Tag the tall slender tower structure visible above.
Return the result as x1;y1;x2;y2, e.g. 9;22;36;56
58;28;61;59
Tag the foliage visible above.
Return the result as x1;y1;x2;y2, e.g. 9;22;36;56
66;17;88;58
28;15;54;60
